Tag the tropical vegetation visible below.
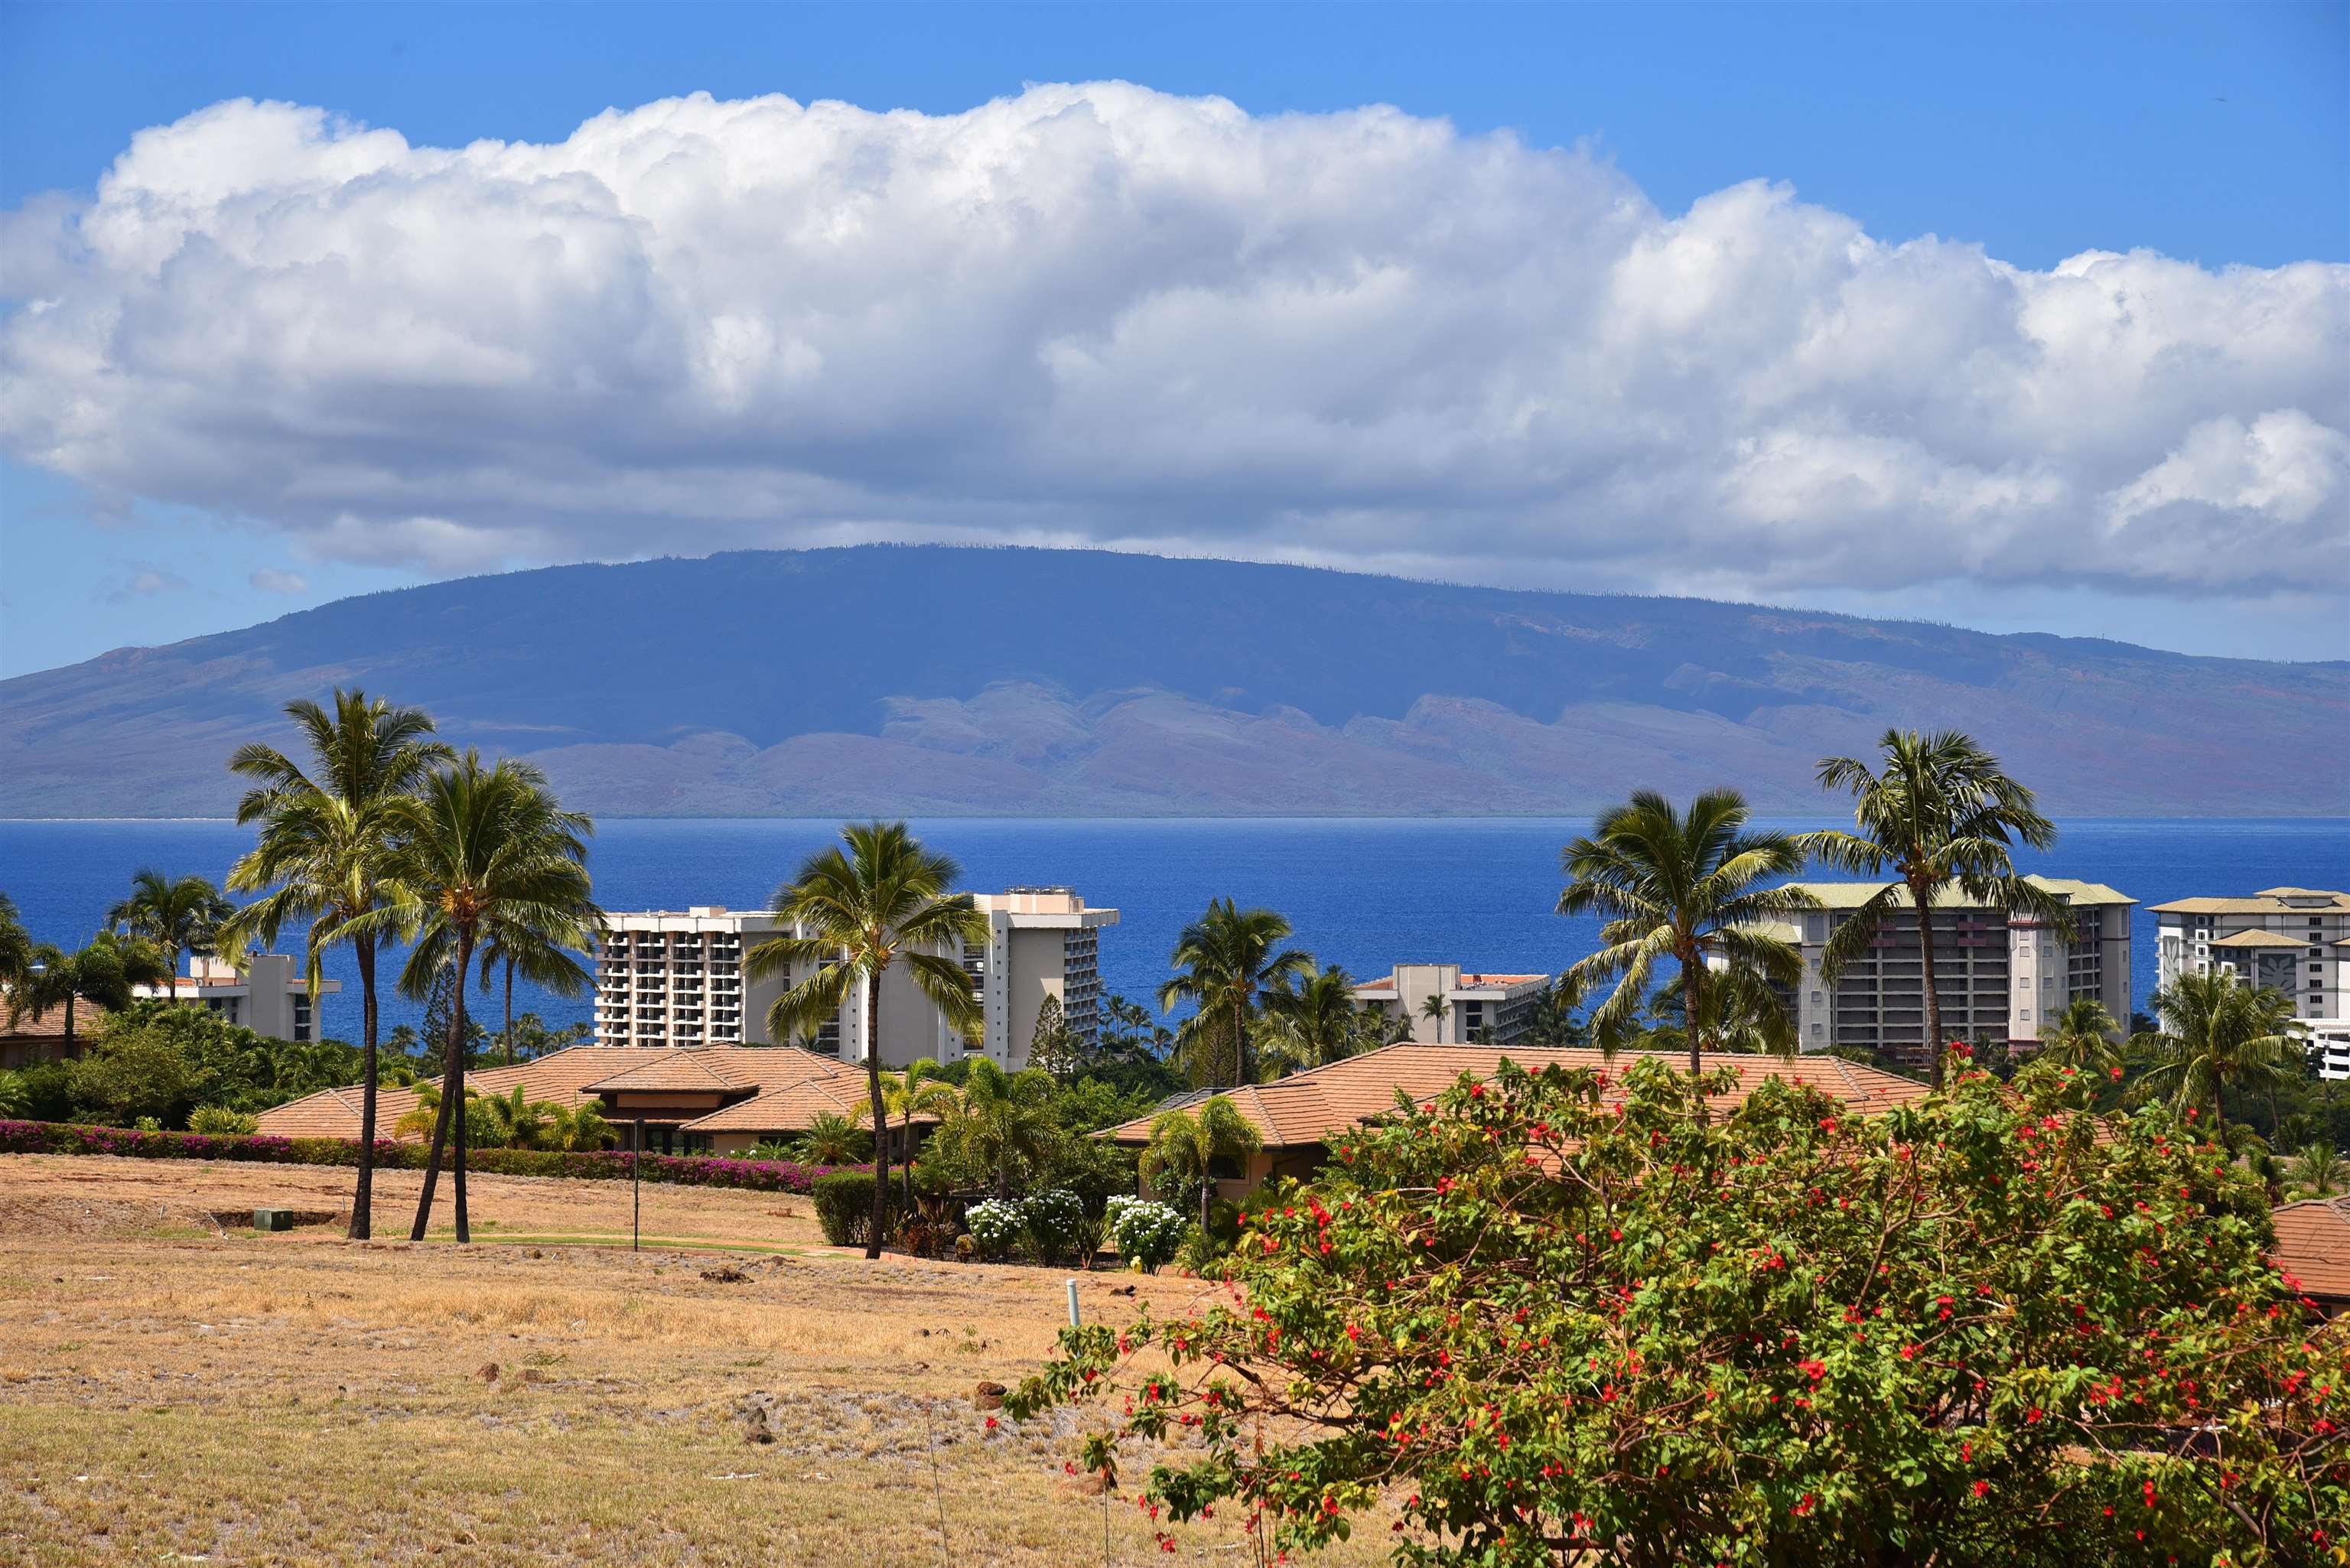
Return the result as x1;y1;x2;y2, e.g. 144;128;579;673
340;750;597;1244
1811;728;2066;1087
219;688;452;1239
1006;1056;2348;1566
105;868;234;984
747;821;990;1259
2130;968;2307;1136
1557;788;1817;1072
1138;1095;1261;1227
1157;899;1310;1088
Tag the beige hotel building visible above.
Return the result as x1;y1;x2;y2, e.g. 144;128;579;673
592;887;1116;1071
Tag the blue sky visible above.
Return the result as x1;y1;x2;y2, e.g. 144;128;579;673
2;0;2345;676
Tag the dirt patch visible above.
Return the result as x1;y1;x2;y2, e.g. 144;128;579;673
0;1153;1391;1566
0;1195;225;1241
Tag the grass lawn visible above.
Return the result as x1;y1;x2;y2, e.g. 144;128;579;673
0;1153;1396;1566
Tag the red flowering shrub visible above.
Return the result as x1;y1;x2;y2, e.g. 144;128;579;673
0;1118;858;1193
1004;1058;2348;1566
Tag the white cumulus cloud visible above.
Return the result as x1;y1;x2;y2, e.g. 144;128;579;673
2;86;2345;601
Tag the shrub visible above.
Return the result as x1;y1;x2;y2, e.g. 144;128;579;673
812;1170;890;1247
1008;1058;2350;1565
964;1197;1024;1261
1020;1189;1087;1267
0;1118;861;1194
187;1105;260;1136
1106;1197;1188;1273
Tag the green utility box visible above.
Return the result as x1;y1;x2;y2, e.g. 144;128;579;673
252;1209;295;1232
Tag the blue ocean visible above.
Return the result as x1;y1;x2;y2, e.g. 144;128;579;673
3;817;2344;1042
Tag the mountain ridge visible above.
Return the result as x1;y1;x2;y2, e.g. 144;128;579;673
5;545;2344;817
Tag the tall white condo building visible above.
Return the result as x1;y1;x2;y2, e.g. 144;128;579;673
593;889;1117;1071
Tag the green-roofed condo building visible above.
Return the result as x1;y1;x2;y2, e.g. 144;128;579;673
1759;877;2135;1074
2149;888;2350;1080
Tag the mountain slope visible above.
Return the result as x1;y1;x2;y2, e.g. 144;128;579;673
3;546;2342;816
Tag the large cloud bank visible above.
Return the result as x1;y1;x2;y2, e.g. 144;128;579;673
4;85;2345;597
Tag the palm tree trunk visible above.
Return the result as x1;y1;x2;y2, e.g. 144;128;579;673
451;932;473;1244
864;969;887;1261
1914;883;1946;1089
410;1069;455;1241
503;957;515;1066
411;931;477;1244
350;935;379;1242
900;1114;915;1212
1233;995;1248;1088
1681;945;1704;1078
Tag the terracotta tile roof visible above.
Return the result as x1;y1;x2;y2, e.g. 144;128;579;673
683;1077;863;1132
1458;974;1547;987
584;1050;748;1093
0;995;114;1039
1100;1043;1932;1148
2271;1198;2350;1306
255;1043;871;1143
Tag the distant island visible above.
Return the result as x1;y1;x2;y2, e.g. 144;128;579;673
4;545;2344;818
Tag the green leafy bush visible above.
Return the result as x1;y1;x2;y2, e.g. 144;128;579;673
811;1170;891;1248
1009;1058;2350;1566
1105;1196;1187;1273
963;1197;1023;1261
187;1104;259;1136
1019;1189;1086;1267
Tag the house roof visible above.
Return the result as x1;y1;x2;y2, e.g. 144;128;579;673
256;1044;871;1143
2206;929;2310;949
2151;890;2350;916
0;994;114;1039
1099;1042;1933;1150
1780;876;2135;912
2271;1197;2350;1305
584;1052;748;1093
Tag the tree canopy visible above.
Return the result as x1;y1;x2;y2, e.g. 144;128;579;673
1007;1057;2348;1566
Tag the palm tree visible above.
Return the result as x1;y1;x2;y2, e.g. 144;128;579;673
1417;991;1448;1043
6;931;171;1045
1158;899;1312;1088
1810;729;2066;1088
793;1110;874;1165
541;1101;614;1153
2290;1142;2345;1199
219;690;450;1240
346;751;594;1244
393;1081;463;1143
1638;966;1798;1058
475;904;600;1065
1558;789;1817;1075
1258;964;1362;1075
2130;970;2306;1138
106;868;235;996
934;1056;1061;1197
1140;1096;1262;1229
745;821;989;1259
2035;996;2122;1076
0;893;40;1000
866;1058;962;1208
477;1084;552;1150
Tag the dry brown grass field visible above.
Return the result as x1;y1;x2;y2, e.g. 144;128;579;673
0;1154;1396;1567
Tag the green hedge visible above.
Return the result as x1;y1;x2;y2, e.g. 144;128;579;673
811;1169;900;1246
0;1119;863;1193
